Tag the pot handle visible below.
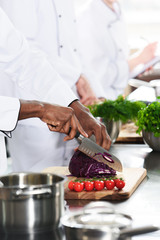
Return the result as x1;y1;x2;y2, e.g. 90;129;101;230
119;225;160;238
14;188;52;196
83;201;115;214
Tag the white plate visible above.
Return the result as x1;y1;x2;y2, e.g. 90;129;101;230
129;79;160;89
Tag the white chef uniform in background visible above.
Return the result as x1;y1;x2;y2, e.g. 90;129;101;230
0;0;84;171
0;5;78;171
0;0;82;89
77;0;129;100
0;96;20;175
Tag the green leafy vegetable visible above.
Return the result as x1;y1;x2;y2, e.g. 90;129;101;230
136;101;160;137
88;95;146;123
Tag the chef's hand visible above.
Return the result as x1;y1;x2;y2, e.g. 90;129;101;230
19;100;88;141
139;42;158;64
129;42;158;72
42;104;89;141
69;100;111;150
76;75;100;105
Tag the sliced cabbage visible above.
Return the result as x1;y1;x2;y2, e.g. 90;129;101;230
69;150;116;178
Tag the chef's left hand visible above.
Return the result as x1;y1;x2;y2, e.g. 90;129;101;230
39;103;88;141
69;100;111;150
19;100;88;141
76;75;100;105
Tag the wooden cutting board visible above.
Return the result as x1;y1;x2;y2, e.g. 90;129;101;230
42;167;147;201
116;122;143;143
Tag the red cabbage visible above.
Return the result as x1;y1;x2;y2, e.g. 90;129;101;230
69;150;116;178
94;152;114;163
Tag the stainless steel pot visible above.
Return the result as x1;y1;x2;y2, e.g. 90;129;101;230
61;202;159;240
1;227;65;240
0;172;65;234
0;228;65;240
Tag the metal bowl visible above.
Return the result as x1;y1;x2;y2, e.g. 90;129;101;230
142;130;160;151
97;118;122;143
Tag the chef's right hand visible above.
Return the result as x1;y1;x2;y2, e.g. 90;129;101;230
40;103;88;141
69;100;111;150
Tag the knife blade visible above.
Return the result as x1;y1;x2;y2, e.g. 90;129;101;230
74;132;123;172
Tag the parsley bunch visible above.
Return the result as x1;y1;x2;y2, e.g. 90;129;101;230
136;101;160;137
88;95;146;123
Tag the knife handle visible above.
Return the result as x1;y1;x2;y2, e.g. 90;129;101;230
68;128;84;142
75;131;84;142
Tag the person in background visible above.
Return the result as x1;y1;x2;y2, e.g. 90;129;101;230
0;4;111;172
0;97;88;174
77;0;157;100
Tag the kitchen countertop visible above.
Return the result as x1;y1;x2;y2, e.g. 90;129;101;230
107;144;160;239
2;143;160;240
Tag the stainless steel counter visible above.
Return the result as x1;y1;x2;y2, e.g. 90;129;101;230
2;144;160;239
111;144;160;239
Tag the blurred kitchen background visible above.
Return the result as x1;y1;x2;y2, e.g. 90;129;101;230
74;0;160;98
74;0;160;54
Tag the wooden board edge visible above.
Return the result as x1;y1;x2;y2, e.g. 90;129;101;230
103;168;147;200
119;168;147;199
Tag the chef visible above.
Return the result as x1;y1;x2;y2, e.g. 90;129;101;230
0;4;110;171
0;96;88;174
77;0;157;100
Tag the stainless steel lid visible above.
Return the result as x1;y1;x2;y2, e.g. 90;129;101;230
61;202;132;230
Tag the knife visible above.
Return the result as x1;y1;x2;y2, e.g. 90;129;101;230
74;131;123;172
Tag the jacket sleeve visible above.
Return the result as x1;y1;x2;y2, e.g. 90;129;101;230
0;96;20;134
0;6;77;107
49;56;81;89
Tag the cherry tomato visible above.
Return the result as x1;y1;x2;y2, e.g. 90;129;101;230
82;180;86;185
105;180;115;190
68;180;75;191
85;181;94;191
116;180;125;190
74;182;84;192
94;180;104;191
101;178;106;184
113;178;119;185
114;178;124;185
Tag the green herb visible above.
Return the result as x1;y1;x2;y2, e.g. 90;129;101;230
88;95;146;123
136;101;160;137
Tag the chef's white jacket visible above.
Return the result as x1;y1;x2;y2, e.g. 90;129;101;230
77;0;130;100
0;96;20;174
0;5;77;117
0;0;82;90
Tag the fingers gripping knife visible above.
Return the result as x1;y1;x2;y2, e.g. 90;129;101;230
74;131;123;172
